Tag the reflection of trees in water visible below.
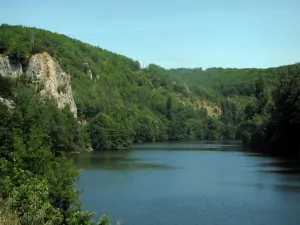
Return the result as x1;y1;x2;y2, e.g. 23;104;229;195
260;160;300;175
73;151;175;171
133;140;241;151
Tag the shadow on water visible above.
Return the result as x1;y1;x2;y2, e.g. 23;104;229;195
216;151;300;194
73;151;177;171
134;140;242;151
243;151;300;176
259;160;300;175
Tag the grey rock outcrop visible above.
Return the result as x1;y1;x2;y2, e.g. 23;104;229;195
26;52;77;117
0;55;23;77
83;62;93;79
87;69;93;79
0;97;15;110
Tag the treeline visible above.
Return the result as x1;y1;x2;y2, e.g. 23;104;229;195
240;64;300;157
0;76;110;224
169;67;280;97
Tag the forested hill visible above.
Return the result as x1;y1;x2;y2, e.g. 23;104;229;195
0;24;299;154
0;24;244;149
168;67;280;98
169;65;300;158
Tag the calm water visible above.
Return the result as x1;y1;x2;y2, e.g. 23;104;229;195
74;141;300;225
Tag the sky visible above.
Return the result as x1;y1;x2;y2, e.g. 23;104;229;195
0;0;299;69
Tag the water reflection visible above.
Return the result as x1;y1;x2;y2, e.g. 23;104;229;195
73;151;177;171
259;160;300;174
134;141;242;151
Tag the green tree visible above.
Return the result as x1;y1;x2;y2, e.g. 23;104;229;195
269;65;300;156
89;113;132;150
166;96;173;120
0;127;97;224
205;118;223;140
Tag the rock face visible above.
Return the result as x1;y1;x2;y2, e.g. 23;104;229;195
0;96;15;110
26;52;77;117
87;69;93;80
0;55;23;77
83;62;93;79
175;95;221;117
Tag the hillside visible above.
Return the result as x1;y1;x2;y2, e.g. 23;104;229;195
0;24;252;149
168;66;281;99
1;24;299;151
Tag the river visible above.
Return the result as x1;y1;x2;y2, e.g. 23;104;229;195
74;141;300;225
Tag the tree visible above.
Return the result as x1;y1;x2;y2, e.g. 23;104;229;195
8;45;29;68
0;39;8;54
0;103;13;155
205;118;223;140
270;65;300;156
0;76;14;98
0;127;96;224
254;77;265;99
166;96;173;120
88;113;132;150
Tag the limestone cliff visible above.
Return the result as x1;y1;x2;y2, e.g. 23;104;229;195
175;95;221;117
26;52;77;117
152;87;221;117
0;55;23;77
83;61;93;79
0;97;15;110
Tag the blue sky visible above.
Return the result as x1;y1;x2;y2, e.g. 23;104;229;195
0;0;299;69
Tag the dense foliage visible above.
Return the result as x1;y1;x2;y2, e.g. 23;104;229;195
243;64;300;157
169;67;277;98
0;24;252;149
0;77;110;224
1;24;299;155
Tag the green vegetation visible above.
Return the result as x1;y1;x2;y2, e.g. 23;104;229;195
1;23;300;223
0;24;248;149
243;64;300;157
0;199;19;225
1;24;299;154
169;67;276;98
168;65;300;158
0;77;110;224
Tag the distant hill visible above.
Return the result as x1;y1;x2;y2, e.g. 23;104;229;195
168;66;282;98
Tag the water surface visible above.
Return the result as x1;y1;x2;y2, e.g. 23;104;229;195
75;141;300;225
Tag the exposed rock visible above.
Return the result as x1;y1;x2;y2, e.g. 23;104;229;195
83;62;93;79
0;96;15;110
152;87;221;117
26;52;77;117
87;69;93;80
184;82;190;93
86;147;93;152
175;95;221;117
0;55;23;77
